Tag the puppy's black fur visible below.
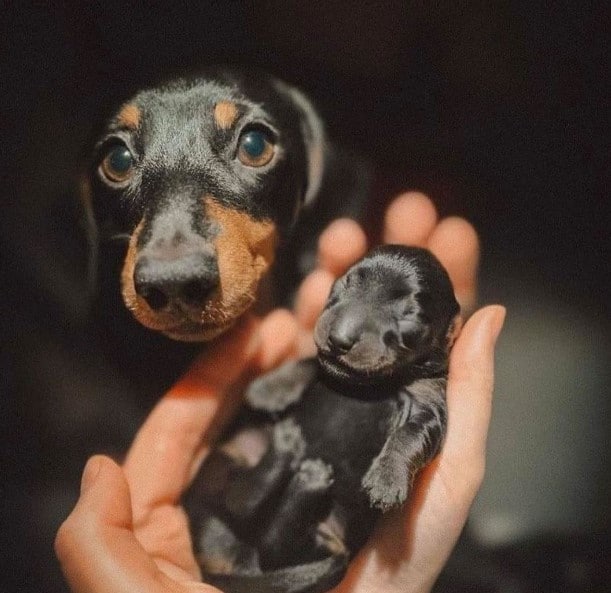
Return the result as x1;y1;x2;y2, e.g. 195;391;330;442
84;70;368;351
183;245;461;593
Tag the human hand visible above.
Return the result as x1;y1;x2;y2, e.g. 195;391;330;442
55;191;504;593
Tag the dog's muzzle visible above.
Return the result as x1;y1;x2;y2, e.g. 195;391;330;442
133;250;219;312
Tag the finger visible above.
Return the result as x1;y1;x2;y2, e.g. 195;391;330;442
55;456;167;593
317;218;368;276
382;191;438;246
427;217;479;313
294;268;336;329
253;308;300;371
443;305;506;484
123;317;261;514
169;315;262;396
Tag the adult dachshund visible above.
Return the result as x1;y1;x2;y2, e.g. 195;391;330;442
83;70;367;347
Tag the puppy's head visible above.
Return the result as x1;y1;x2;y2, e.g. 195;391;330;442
84;73;325;341
314;246;460;385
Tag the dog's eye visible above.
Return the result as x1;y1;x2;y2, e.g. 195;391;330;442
100;145;135;183
237;129;275;167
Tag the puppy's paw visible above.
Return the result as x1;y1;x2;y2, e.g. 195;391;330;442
272;418;306;463
296;458;334;491
245;361;310;412
361;459;408;511
198;515;259;575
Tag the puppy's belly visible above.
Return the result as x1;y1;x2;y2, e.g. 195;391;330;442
292;381;397;498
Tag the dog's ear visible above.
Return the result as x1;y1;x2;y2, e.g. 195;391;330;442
269;82;372;302
273;80;326;208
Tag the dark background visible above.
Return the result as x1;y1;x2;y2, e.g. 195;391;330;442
1;3;609;592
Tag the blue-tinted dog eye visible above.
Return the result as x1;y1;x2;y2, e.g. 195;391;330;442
237;128;275;167
108;146;134;173
240;131;267;158
100;144;135;183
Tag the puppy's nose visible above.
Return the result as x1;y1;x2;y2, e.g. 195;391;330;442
327;326;358;354
134;252;219;311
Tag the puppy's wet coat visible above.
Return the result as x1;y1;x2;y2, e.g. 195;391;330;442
183;245;461;593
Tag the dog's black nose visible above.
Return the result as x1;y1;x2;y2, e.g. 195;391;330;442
134;252;220;311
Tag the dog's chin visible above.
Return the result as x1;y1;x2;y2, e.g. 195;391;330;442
130;309;239;342
162;320;236;342
125;291;253;342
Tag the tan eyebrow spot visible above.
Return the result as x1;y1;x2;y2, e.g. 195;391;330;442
214;101;239;130
117;104;141;130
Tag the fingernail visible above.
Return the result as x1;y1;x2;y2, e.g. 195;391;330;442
80;457;102;493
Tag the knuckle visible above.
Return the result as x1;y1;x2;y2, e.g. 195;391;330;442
54;515;79;558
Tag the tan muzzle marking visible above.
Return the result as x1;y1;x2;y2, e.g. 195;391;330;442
119;198;278;342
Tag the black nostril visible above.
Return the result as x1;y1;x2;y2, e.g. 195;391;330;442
181;278;215;306
327;330;355;354
133;252;219;311
141;286;169;311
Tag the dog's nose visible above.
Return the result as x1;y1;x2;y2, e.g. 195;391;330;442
327;325;358;354
134;252;220;311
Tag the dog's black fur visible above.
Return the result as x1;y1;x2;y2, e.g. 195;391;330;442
183;245;461;593
84;70;368;353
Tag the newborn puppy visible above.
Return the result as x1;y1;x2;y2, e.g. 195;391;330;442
183;245;461;593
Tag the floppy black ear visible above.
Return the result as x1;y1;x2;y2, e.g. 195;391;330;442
271;81;372;293
273;80;327;209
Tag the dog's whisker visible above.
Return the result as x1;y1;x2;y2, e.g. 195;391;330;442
104;233;131;243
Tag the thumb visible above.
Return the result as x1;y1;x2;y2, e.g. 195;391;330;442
55;456;164;593
443;305;506;491
77;455;133;527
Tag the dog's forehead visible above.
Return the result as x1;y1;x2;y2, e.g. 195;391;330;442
148;86;258;118
109;80;276;141
353;255;420;292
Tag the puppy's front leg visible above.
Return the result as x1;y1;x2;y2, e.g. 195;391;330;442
245;359;318;412
362;378;448;511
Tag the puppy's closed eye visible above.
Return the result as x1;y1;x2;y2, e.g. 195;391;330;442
398;318;429;349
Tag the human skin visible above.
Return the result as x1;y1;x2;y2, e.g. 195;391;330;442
55;192;505;593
